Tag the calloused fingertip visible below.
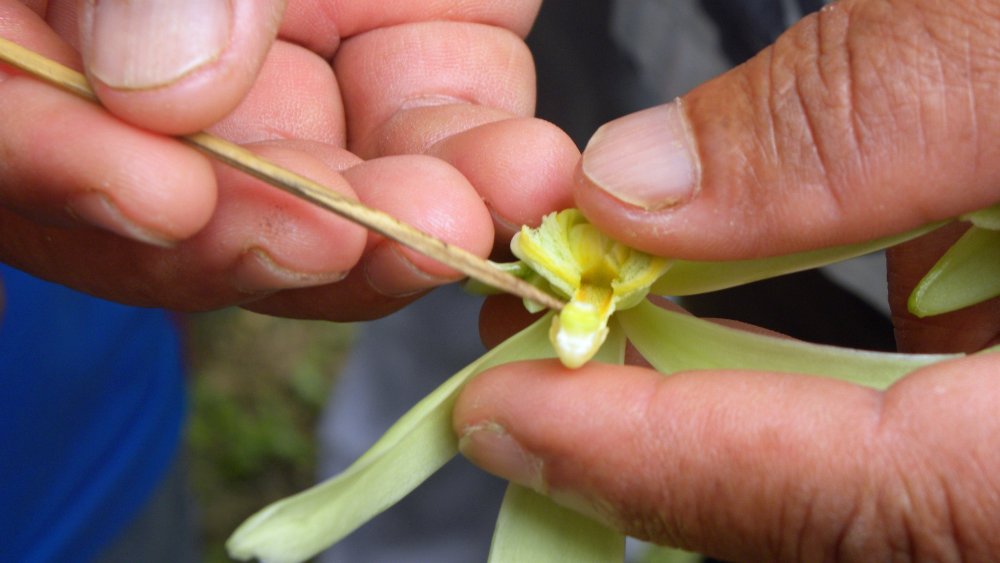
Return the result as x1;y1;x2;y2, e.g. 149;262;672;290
458;420;546;492
232;247;349;294
362;242;454;298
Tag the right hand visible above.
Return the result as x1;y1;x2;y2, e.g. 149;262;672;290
457;1;1000;560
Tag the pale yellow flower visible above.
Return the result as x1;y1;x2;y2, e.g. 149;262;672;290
228;208;995;563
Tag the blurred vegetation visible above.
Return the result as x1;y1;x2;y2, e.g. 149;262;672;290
185;308;355;563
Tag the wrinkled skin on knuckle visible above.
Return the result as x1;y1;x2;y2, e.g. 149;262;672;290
690;0;1000;255
833;0;1000;219
862;360;1000;561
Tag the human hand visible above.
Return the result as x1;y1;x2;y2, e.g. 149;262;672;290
455;0;1000;559
0;1;578;320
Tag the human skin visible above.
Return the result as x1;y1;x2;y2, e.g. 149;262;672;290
456;0;1000;560
0;0;578;321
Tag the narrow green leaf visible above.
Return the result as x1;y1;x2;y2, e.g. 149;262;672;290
487;322;627;563
963;203;1000;230
637;544;703;563
227;314;558;563
652;224;942;296
619;301;959;389
488;484;626;563
909;226;1000;317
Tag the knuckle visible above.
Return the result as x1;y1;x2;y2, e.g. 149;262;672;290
739;0;1000;242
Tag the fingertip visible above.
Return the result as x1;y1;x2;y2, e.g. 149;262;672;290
197;141;368;293
343;155;494;296
429;117;578;241
579;103;700;213
573;100;718;259
335;21;536;157
206;40;346;146
0;77;219;243
362;241;453;298
454;361;888;558
79;0;284;134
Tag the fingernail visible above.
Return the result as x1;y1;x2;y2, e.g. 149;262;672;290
364;243;451;298
67;191;175;247
233;248;347;293
84;0;232;89
458;422;544;491
582;100;700;211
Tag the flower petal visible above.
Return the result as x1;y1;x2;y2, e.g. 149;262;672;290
909;225;1000;317
488;322;627;563
619;301;959;389
963;203;1000;230
227;314;558;563
488;484;626;563
652;224;942;296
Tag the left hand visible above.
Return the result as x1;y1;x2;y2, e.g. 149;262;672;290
0;1;579;320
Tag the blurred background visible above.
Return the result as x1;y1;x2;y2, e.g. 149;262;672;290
183;310;353;563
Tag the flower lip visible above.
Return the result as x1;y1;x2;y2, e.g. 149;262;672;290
509;209;671;368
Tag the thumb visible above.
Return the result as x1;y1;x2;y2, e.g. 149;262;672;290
576;0;1000;260
78;0;285;134
453;355;1000;560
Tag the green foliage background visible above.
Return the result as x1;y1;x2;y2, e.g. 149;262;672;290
185;309;354;563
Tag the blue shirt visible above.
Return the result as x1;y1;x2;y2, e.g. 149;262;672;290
0;265;186;563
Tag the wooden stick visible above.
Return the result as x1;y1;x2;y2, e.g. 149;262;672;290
0;36;564;311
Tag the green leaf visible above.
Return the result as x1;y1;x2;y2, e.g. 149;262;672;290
227;314;558;563
652;224;942;296
619;301;959;389
487;322;627;563
488;485;625;563
962;203;1000;230
637;544;703;563
909;225;1000;317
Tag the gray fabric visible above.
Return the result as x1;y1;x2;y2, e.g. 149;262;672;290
94;450;200;563
611;0;731;101
821;253;891;317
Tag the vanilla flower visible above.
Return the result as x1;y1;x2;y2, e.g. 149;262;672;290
227;208;996;563
510;209;670;367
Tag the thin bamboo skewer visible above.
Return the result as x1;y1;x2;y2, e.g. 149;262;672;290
0;36;564;311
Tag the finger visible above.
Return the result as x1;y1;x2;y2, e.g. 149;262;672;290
333;20;536;158
0;140;367;311
0;1;79;68
887;223;1000;353
0;2;215;293
428;117;578;250
206;39;345;146
71;0;285;134
0;75;216;244
576;0;1000;260
181;141;367;295
277;0;541;58
246;154;494;320
454;354;1000;561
